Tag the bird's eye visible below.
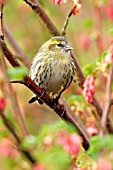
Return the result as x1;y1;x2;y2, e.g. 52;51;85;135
57;43;65;47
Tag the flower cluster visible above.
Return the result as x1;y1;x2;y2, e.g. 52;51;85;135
57;133;82;155
83;75;95;104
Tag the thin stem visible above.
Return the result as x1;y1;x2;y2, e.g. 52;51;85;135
93;2;104;55
0;2;30;137
101;63;113;133
62;5;77;36
23;0;60;36
0;57;30;136
0;0;4;39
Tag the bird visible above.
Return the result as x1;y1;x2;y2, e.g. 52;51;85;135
29;36;76;105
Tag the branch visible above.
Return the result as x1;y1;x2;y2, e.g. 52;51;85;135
0;57;30;137
23;0;60;36
93;2;104;55
62;5;77;36
101;63;113;133
0;36;90;150
0;109;36;164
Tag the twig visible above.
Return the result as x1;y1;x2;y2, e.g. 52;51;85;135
4;25;31;69
0;0;4;39
110;99;113;106
0;57;30;137
62;5;77;36
93;3;104;55
0;109;36;164
0;36;90;150
23;0;60;36
101;63;113;133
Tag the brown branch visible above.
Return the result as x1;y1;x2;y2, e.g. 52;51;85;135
23;0;60;36
101;63;113;133
0;2;36;164
0;36;90;150
93;3;104;55
0;1;4;38
0;57;30;137
110;99;113;106
62;5;77;36
0;36;20;67
0;109;36;164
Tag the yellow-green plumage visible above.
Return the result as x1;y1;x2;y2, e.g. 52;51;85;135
29;36;76;104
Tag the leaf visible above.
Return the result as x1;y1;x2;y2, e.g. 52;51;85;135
21;135;37;150
49;146;71;169
8;67;29;80
109;28;113;35
67;95;84;105
87;135;113;159
83;62;97;76
96;51;108;66
82;19;93;28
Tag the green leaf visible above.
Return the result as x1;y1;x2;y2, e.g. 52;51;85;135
8;67;29;80
87;135;113;159
67;95;84;105
82;19;93;28
49;146;71;169
83;62;96;76
96;51;108;66
109;28;113;35
21;135;37;150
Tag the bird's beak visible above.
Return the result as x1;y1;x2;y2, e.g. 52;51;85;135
65;45;73;51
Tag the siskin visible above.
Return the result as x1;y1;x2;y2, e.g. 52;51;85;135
29;36;76;104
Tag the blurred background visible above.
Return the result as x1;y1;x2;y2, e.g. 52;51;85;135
0;0;113;169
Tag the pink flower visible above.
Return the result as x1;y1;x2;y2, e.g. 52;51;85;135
43;136;52;147
105;5;113;21
72;3;82;15
33;164;45;170
83;76;95;104
97;158;112;170
87;126;98;136
0;138;18;159
79;35;90;50
0;97;7;111
57;133;82;156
